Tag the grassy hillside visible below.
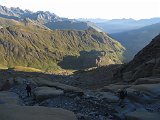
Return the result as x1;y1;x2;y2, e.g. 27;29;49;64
0;18;125;71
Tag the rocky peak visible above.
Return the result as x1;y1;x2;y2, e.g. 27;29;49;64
34;11;60;22
0;5;102;31
10;7;26;15
0;5;60;22
0;5;16;16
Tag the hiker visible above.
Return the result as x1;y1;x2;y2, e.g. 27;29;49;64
117;88;127;107
26;84;31;97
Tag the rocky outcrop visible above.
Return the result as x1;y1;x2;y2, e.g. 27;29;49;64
0;91;21;105
113;34;160;82
100;84;130;93
34;78;83;94
133;77;160;85
130;83;160;98
33;87;64;101
0;104;77;120
125;110;160;120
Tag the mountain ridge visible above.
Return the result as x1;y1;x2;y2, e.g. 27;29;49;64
0;5;102;31
79;18;160;33
110;22;160;61
0;17;125;71
112;34;160;82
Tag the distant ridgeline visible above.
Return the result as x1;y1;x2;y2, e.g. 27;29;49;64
0;5;125;71
110;23;160;61
0;5;102;31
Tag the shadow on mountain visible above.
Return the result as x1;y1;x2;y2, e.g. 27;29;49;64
0;14;19;20
45;21;88;30
0;68;66;91
58;50;106;70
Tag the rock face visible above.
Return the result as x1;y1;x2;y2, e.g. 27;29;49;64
113;34;160;82
0;104;77;120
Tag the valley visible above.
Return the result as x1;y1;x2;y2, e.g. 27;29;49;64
0;4;160;120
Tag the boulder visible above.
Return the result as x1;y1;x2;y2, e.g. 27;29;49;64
126;88;153;104
126;83;160;104
123;71;133;82
34;79;83;93
152;68;160;76
133;77;160;85
130;83;160;97
100;84;130;93
0;91;20;105
125;111;160;120
98;92;119;102
0;104;77;120
33;87;64;101
0;80;12;90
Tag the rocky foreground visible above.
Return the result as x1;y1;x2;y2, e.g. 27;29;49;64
0;69;160;120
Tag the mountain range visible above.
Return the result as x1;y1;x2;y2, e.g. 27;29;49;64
0;16;124;71
0;5;102;32
79;18;160;33
1;4;160;71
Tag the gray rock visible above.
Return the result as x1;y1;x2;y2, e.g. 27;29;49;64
133;77;160;85
125;110;160;120
0;91;21;105
33;86;64;101
0;104;77;120
98;92;119;103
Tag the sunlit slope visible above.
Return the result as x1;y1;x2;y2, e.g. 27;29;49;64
0;18;125;71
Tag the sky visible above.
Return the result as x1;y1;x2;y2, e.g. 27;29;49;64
0;0;159;19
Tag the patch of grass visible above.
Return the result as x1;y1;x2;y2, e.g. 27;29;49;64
0;64;8;69
13;66;42;72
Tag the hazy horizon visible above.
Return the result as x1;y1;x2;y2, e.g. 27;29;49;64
0;0;159;20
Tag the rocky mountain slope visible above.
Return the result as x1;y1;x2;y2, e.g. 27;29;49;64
112;34;160;82
98;34;160;120
0;5;102;31
110;23;160;61
0;17;124;71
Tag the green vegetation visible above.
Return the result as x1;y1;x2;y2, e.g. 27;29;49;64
0;64;8;69
12;66;42;72
0;18;125;71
